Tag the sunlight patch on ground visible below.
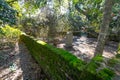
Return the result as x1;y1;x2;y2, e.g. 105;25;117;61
57;36;118;61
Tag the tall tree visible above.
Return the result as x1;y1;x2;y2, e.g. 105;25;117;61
94;0;114;56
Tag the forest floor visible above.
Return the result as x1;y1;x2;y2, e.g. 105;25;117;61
0;36;120;80
57;36;120;80
57;36;118;61
0;42;47;80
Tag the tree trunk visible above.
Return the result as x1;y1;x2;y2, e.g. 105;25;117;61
94;0;113;56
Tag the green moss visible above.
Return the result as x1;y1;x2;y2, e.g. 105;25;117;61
116;54;120;58
92;55;103;62
97;68;115;80
117;43;120;54
80;71;102;80
79;56;115;80
20;34;115;80
85;55;103;74
20;34;86;80
108;58;118;67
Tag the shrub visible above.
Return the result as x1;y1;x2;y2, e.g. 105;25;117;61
0;25;21;42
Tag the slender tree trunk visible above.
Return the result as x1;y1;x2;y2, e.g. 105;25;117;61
94;0;113;56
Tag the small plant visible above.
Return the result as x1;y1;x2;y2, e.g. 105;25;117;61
1;25;21;42
0;25;21;48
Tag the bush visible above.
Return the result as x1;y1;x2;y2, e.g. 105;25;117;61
0;25;21;42
0;25;21;48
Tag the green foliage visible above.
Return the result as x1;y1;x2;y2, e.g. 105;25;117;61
72;0;120;41
116;54;120;58
35;0;47;8
80;55;115;80
20;34;115;80
6;0;21;11
74;0;103;25
70;0;104;38
73;0;79;4
112;3;120;14
92;55;103;62
23;0;47;14
69;12;85;31
108;2;120;42
23;1;38;14
97;68;115;80
107;58;118;67
0;25;21;41
0;0;17;24
85;55;103;74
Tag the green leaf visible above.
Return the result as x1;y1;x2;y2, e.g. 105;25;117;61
73;0;79;4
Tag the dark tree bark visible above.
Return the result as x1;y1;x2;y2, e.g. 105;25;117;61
94;0;114;56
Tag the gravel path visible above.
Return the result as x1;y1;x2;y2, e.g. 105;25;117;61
0;42;47;80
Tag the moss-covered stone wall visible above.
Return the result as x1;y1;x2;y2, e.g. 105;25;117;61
20;34;114;80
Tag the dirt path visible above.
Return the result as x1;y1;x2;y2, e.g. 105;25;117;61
0;42;47;80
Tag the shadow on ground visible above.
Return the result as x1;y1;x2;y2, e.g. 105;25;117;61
0;42;47;80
